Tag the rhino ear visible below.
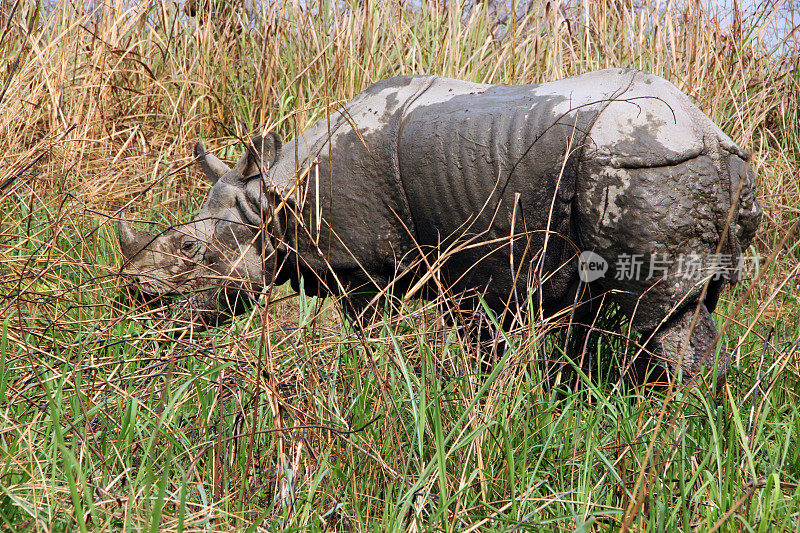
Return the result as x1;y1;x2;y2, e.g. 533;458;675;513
232;132;282;180
194;141;232;184
252;132;282;170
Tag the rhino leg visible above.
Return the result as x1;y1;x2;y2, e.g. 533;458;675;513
645;302;729;388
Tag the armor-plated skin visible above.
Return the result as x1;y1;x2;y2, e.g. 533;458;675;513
119;69;762;386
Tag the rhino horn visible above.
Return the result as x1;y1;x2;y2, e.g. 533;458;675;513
194;141;231;184
118;213;155;260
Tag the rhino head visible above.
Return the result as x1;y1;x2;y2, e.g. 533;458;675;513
118;134;283;325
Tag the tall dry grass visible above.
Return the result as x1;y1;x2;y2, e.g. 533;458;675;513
0;0;799;530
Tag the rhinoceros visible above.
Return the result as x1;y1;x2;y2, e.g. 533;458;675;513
118;68;762;385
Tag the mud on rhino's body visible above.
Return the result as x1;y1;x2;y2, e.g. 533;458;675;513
119;69;762;385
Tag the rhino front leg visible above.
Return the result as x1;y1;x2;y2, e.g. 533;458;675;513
647;303;730;388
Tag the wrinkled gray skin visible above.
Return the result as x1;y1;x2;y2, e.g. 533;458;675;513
119;69;762;386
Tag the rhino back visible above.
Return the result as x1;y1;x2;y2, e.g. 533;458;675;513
396;73;625;310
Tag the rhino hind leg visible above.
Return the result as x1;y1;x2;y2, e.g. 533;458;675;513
645;302;729;389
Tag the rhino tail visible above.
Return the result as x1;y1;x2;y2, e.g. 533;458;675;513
722;146;763;281
734;163;762;251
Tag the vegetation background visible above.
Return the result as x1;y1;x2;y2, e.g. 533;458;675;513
0;0;799;530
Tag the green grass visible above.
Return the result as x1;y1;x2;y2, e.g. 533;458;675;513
1;294;798;530
1;0;799;530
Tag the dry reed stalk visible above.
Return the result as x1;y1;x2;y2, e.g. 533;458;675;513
0;0;797;529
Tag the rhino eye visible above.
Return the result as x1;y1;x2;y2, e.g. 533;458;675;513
180;240;197;254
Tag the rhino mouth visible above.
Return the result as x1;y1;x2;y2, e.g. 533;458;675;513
121;267;260;328
122;288;259;331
